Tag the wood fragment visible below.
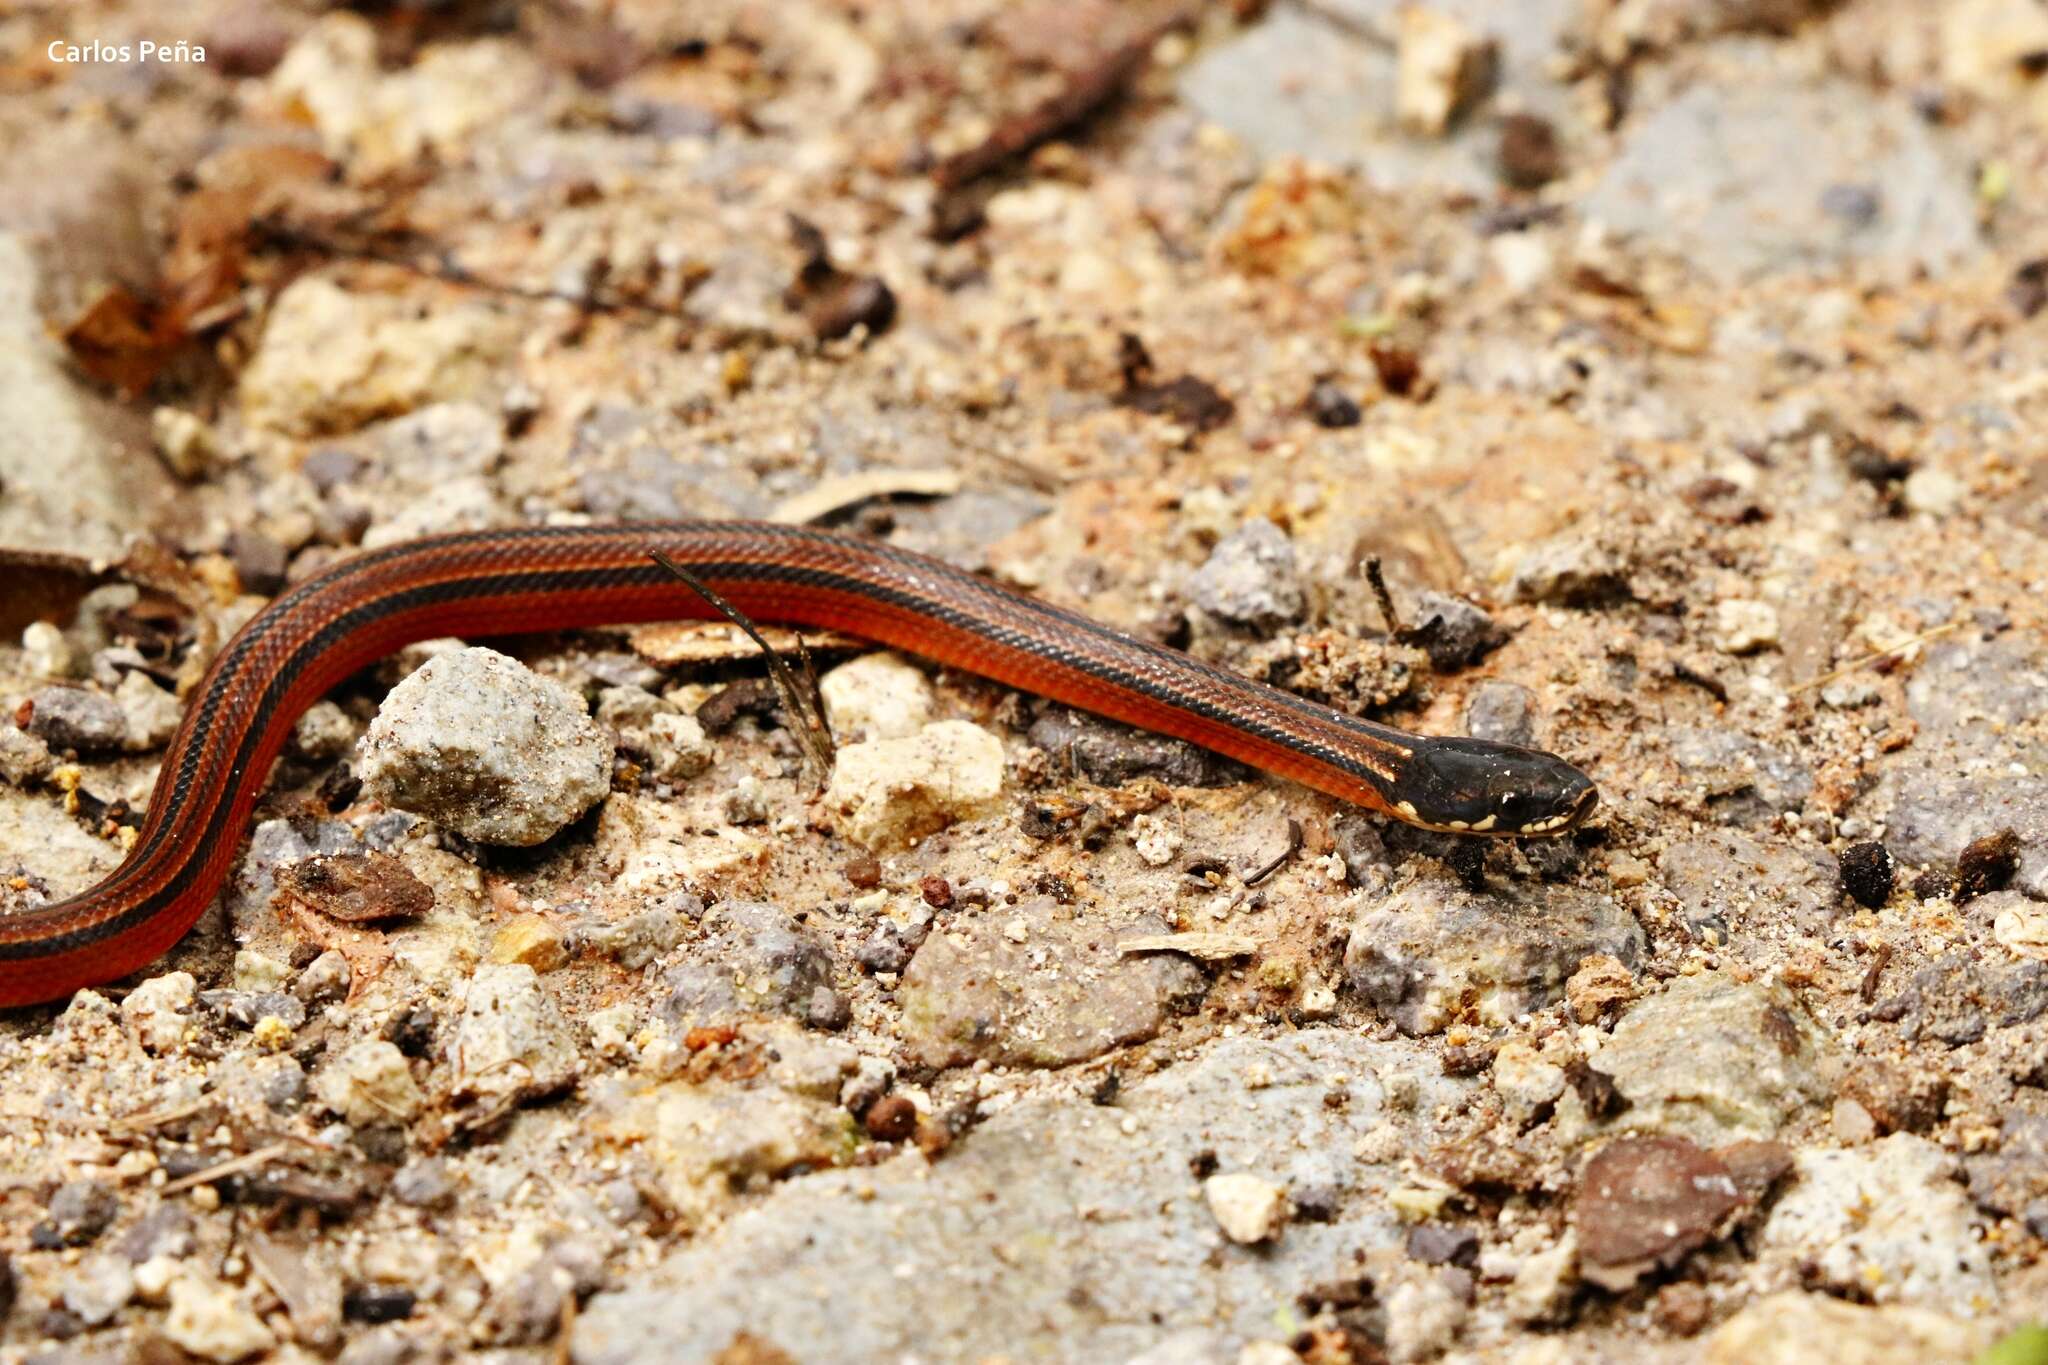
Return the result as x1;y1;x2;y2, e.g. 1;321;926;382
770;468;963;525
1119;933;1260;961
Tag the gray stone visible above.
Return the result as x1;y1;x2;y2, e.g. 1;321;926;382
23;686;126;755
451;963;580;1105
356;646;613;846
1657;830;1840;937
576;893;697;970
1189;518;1304;628
1343;880;1645;1035
1409;591;1506;671
1571;973;1835;1142
662;901;833;1026
0;232;163;557
1663;726;1814;822
1463;681;1535;747
573;1031;1476;1364
899;898;1206;1068
1176;0;1579;192
1584;74;1978;282
1868;953;2048;1048
1026;706;1244;789
1963;1113;2048;1218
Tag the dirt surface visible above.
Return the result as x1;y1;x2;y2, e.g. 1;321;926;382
3;1;2048;1362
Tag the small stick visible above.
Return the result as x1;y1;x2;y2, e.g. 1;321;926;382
160;1142;294;1194
647;550;836;786
1790;620;1963;695
1243;818;1303;887
1364;556;1404;635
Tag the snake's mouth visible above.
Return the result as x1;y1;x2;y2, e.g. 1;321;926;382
1384;738;1599;837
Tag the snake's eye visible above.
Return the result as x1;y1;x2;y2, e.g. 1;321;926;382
1392;739;1596;835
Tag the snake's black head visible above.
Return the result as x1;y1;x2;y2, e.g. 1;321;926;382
1384;738;1597;836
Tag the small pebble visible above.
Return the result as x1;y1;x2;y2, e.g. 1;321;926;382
1306;380;1362;428
864;1094;919;1142
1190;519;1304;629
36;1180;119;1249
1837;841;1895;910
1203;1172;1289;1244
23;685;127;755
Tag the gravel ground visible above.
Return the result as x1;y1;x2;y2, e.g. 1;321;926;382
2;1;2048;1362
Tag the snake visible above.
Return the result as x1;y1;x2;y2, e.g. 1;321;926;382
0;522;1597;1007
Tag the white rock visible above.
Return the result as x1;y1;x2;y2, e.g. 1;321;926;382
291;699;359;761
152;406;219;480
1902;467;1963;517
1384;1274;1468;1363
1490;232;1554;297
1706;1290;1992;1365
452;962;579;1103
114;669;183;750
1129;812;1183;867
1993;897;2048;961
1507;1231;1578;1324
357;646;612;846
121;972;197;1054
22;621;73;678
1714;599;1780;654
595;686;713;782
822;720;1005;851
820;652;934;742
0;725;53;786
1759;1133;1995;1309
1395;4;1498;136
62;1254;135;1326
1203;1172;1289;1244
234;950;292;993
1235;1345;1298;1365
1492;1039;1566;1117
315;1039;425;1125
163;1271;276;1363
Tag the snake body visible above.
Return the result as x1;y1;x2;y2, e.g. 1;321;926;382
0;522;1596;1007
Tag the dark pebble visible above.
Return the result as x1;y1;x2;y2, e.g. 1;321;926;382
2026;1199;2048;1241
1836;841;1896;910
856;922;912;974
863;1094;918;1142
1027;706;1243;788
276;851;434;923
262;1063;308;1113
1576;1136;1740;1288
1306;380;1362;428
0;1251;13;1321
381;1005;437;1057
1463;681;1535;748
226;530;289;597
806;986;851;1031
1498;112;1563;188
918;875;953;909
1292;1183;1343;1224
807;275;897;341
343;1285;417;1324
118;1206;195;1263
693;677;780;733
1957;828;2021;900
1409;591;1508;671
36;1181;117;1248
1406;1223;1478;1266
1123;374;1235;433
843;855;882;890
2009;258;2048;320
36;1308;83;1340
1819;182;1882;227
1653;1281;1711;1336
23;687;126;756
318;762;362;813
1912;867;1957;901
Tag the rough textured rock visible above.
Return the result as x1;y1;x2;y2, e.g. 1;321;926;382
899;898;1205;1068
240;275;517;435
1574;1135;1785;1291
1189;518;1304;628
1963;1113;2048;1218
1026;705;1245;788
1565;972;1835;1141
1705;1292;1992;1365
661;901;834;1026
1867;952;2048;1047
1585;76;1978;282
575;1032;1476;1363
821;720;1005;850
1343;880;1645;1034
1657;829;1840;936
1759;1134;1996;1310
23;685;126;755
451;963;580;1105
818;652;933;742
356;646;612;846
